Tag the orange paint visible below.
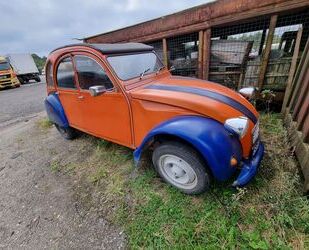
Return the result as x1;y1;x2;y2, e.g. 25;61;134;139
46;45;259;158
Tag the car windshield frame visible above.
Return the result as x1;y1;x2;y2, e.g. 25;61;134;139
106;51;164;82
0;62;10;71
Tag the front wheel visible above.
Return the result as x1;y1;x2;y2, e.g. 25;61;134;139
55;124;78;140
152;142;210;195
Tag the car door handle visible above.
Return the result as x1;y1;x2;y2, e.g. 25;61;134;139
77;95;84;100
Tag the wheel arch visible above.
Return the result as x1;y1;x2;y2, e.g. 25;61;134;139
44;93;69;127
144;133;211;174
133;116;243;181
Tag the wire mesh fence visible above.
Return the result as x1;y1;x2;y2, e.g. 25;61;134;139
146;40;164;62
166;33;199;77
145;8;308;94
211;17;271;89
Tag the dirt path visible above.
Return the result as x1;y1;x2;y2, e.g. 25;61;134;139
0;113;126;249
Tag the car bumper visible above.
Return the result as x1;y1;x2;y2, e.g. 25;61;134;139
232;142;264;187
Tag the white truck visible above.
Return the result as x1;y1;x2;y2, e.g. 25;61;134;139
6;53;40;84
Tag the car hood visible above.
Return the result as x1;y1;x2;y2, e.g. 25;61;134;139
130;75;258;124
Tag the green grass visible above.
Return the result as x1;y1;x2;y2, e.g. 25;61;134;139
50;160;61;172
37;118;53;129
50;114;309;249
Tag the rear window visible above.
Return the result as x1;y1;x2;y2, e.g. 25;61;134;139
46;62;53;86
56;57;76;89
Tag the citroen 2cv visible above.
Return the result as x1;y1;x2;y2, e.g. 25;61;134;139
44;43;264;194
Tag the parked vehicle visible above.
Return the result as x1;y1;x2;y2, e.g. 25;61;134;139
44;43;264;194
0;56;20;89
6;53;40;84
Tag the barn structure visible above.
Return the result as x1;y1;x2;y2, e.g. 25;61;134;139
84;0;309;96
83;0;309;189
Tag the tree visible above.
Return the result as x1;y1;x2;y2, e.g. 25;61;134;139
31;54;47;72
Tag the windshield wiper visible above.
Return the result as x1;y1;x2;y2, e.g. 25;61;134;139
156;66;165;74
139;68;150;80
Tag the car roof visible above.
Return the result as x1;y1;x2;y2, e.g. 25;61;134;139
50;43;154;54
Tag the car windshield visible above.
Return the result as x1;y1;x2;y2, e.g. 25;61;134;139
0;62;10;71
107;52;163;81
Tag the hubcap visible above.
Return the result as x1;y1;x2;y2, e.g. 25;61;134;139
158;154;197;189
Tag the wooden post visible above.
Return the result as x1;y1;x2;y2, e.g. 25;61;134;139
258;29;267;56
202;28;211;80
287;38;309;110
237;42;253;90
198;31;204;79
281;26;303;112
162;38;168;67
257;15;278;92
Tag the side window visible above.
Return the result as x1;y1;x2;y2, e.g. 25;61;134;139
74;55;113;90
46;62;53;86
56;57;76;89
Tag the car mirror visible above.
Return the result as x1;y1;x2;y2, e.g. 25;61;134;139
89;86;106;97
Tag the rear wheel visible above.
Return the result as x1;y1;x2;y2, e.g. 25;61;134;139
34;76;41;82
55;124;78;140
152;142;210;195
18;77;25;84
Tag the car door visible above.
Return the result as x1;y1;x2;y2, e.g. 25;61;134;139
73;53;132;147
55;56;83;128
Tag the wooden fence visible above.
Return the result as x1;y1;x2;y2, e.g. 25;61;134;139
282;38;309;192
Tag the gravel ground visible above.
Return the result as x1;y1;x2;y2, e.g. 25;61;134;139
0;83;126;249
0;82;46;127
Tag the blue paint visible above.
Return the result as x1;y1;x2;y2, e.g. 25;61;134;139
44;93;69;127
134;116;242;181
233;142;264;187
145;84;257;124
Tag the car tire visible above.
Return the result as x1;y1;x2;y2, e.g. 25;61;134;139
18;77;25;84
34;76;41;82
55;124;78;140
152;141;210;195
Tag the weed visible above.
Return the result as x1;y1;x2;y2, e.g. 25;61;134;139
37;118;53;129
50;160;61;172
89;167;108;183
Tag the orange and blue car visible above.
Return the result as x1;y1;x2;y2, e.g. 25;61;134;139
44;43;264;194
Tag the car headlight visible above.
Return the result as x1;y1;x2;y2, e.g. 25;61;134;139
224;116;249;138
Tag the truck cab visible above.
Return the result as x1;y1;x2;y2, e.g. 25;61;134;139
0;56;20;89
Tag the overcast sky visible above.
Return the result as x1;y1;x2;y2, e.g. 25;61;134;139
0;0;212;57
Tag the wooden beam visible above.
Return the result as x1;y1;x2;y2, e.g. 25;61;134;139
257;14;278;92
202;29;211;80
238;42;253;89
284;113;309;192
282;26;303;112
287;38;309;110
293;67;309;121
85;0;309;44
162;38;168;67
198;31;204;79
258;28;267;56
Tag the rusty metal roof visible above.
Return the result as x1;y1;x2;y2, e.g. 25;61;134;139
83;0;309;43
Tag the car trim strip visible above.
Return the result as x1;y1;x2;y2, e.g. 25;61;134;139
145;84;257;124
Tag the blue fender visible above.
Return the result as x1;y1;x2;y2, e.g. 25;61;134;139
133;116;242;181
44;93;69;128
